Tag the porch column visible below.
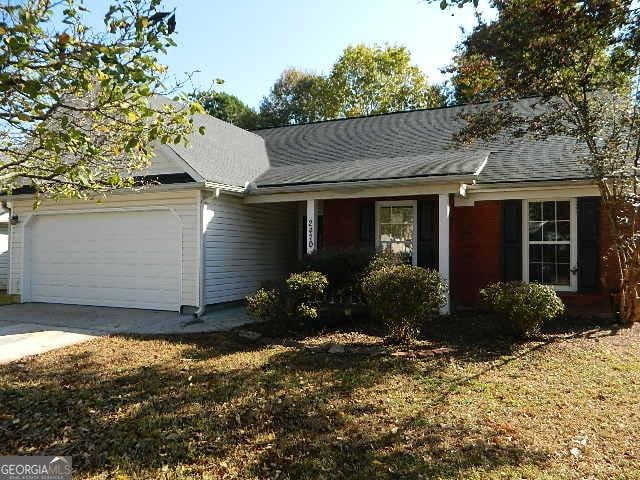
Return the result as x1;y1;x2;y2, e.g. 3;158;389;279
438;194;451;315
306;199;318;254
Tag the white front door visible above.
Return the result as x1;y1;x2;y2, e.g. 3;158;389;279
26;210;181;310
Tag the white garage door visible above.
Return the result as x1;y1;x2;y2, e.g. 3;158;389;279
28;210;180;310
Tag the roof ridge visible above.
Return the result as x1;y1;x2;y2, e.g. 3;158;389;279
250;95;541;131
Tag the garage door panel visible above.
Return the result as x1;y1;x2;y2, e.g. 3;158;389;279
28;210;180;310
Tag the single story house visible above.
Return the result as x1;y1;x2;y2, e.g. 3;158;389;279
2;98;611;315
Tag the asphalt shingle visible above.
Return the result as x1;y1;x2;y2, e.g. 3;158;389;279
253;98;590;187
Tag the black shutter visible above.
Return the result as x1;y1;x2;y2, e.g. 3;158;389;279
502;200;523;281
578;197;600;292
418;199;438;269
359;202;375;250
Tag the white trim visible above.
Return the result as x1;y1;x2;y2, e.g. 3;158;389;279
1;182;208;201
204;181;246;195
248;175;475;196
306;199;318;254
438;194;451;314
21;206;183;310
522;198;578;292
455;183;599;206
246;182;465;204
374;200;418;266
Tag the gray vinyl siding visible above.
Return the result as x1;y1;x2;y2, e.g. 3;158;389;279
204;196;297;304
0;224;8;289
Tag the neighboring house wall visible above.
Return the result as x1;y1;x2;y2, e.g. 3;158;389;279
0;223;8;289
203;196;297;304
8;189;201;308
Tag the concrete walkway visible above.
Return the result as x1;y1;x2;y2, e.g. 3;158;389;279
0;303;255;364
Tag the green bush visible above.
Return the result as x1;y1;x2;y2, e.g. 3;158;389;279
361;265;447;343
246;288;283;323
300;248;373;291
480;281;565;337
365;251;406;276
246;271;329;325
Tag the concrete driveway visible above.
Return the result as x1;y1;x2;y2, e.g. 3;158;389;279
0;303;255;364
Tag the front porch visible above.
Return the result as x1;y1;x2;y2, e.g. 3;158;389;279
245;180;613;317
302;195;452;314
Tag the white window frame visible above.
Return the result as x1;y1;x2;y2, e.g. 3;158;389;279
375;200;418;266
522;198;578;292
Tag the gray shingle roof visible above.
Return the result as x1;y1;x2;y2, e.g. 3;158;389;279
253;98;590;187
254;150;490;187
150;97;270;187
169;113;270;187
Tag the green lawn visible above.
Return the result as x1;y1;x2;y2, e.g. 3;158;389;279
0;316;639;479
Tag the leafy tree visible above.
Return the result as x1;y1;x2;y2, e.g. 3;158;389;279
258;68;327;127
429;0;640;323
0;0;203;200
189;89;259;130
326;44;444;118
256;45;444;126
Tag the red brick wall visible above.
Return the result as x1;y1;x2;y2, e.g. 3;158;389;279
451;201;503;307
323;196;438;249
323;198;367;249
323;196;614;316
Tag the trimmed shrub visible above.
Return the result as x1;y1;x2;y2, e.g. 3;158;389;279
364;251;406;276
246;288;283;323
300;248;373;291
361;265;447;343
285;271;329;322
247;271;329;325
480;281;565;337
286;271;328;303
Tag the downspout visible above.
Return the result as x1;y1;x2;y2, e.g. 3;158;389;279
194;189;217;318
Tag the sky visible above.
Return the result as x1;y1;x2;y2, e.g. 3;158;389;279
83;0;490;109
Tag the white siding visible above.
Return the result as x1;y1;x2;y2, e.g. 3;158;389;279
0;224;8;289
8;189;200;307
204;196;297;304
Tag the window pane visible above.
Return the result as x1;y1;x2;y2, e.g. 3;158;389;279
543;221;558;241
557;221;570;241
529;202;542;221
556;201;570;221
557;264;570;285
380;224;393;241
543;202;555;221
543;244;556;263
529;263;542;282
379;207;391;223
378;204;414;263
529;245;542;262
401;223;413;239
529;222;543;241
542;263;556;284
557;244;570;263
391;207;412;224
527;200;573;287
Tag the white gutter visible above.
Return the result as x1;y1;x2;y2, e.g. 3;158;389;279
247;173;478;196
465;178;596;193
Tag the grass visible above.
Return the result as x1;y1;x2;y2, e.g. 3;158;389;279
0;315;639;479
